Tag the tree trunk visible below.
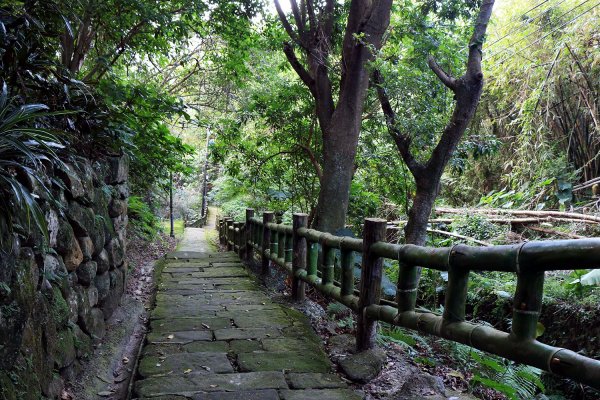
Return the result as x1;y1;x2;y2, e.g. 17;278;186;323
404;181;438;246
276;0;392;233
314;125;360;233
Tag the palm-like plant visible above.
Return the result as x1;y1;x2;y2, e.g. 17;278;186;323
0;82;65;253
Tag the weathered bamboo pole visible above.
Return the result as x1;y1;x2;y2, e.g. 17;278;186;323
321;245;335;286
443;246;469;324
292;214;308;301
235;222;244;258
245;209;254;261
262;212;274;275
511;269;544;341
371;239;600;273
357;218;386;350
226;219;234;251
308;242;318;278
285;232;293;264
278;229;285;260
341;248;354;297
365;304;600;390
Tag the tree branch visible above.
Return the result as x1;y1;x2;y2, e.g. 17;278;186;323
295;143;323;180
283;42;315;90
274;0;303;47
373;70;424;176
466;0;495;77
427;56;458;90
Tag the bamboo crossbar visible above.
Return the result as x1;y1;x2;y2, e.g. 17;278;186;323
218;211;600;390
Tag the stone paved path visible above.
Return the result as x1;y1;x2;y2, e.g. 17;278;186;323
132;226;362;399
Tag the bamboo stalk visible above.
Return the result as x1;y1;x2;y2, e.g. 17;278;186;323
278;230;285;260
245;209;254;261
428;228;492;246
321;245;335;286
357;218;386;350
341;248;354;297
292;213;308;301
436;206;600;224
365;304;600;390
308;241;318;277
262;212;274;275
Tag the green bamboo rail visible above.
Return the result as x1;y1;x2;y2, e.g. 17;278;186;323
217;210;600;390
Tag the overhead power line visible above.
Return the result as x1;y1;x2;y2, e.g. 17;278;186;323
485;0;569;49
487;0;599;68
485;0;595;61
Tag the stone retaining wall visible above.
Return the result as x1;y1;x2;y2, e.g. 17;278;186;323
0;155;129;399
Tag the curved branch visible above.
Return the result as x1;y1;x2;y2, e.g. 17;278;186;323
427;56;458;90
283;42;315;91
274;0;303;47
373;70;424;176
295;143;323;180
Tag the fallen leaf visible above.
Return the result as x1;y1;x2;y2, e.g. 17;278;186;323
97;375;111;383
184;368;192;374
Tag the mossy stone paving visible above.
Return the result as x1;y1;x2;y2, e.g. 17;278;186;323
133;228;363;400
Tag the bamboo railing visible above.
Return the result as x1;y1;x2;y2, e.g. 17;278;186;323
217;210;600;390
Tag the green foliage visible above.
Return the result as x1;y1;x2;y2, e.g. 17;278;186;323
128;196;160;240
0;83;65;252
451;215;507;242
470;350;545;400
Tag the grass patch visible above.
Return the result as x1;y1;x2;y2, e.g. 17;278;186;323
160;219;185;239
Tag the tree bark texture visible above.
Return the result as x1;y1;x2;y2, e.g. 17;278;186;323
276;0;393;233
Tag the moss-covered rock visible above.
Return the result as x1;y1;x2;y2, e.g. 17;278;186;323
76;261;97;287
67;201;96;238
56;221;83;272
48;286;70;328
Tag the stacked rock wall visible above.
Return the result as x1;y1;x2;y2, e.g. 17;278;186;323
0;155;129;399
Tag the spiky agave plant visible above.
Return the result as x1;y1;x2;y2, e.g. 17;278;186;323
0;82;65;253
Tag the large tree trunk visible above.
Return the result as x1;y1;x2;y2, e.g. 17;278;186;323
276;0;392;233
404;181;439;246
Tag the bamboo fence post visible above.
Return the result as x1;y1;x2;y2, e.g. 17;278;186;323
308;242;318;277
341;249;355;297
234;222;243;258
221;218;226;246
357;218;386;351
245;209;254;261
443;248;470;324
278;229;285;261
284;232;293;264
226;218;234;251
511;270;545;340
322;245;335;286
292;213;308;301
271;226;279;260
397;260;419;312
218;218;223;244
262;212;274;275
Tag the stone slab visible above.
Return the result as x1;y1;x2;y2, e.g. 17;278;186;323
229;339;263;353
147;330;213;344
143;341;229;357
192;389;280;400
287;373;347;389
134;372;288;397
138;352;233;378
279;389;363;400
213;328;282;341
237;352;332;373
